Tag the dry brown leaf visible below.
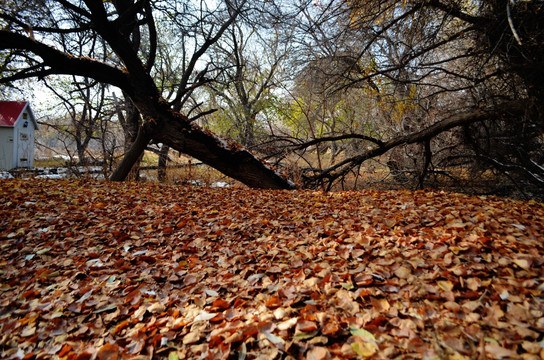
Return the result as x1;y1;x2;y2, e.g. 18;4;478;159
148;303;166;314
183;331;201;345
484;343;517;359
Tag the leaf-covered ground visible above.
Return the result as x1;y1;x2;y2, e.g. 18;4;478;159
0;179;543;360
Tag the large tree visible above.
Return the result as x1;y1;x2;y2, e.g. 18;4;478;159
0;0;295;189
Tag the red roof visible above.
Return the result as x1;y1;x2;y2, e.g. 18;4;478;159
0;101;28;127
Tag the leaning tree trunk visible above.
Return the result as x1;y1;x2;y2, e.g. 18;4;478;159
154;116;296;189
1;20;295;189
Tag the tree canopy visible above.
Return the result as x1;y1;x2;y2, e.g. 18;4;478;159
281;0;543;193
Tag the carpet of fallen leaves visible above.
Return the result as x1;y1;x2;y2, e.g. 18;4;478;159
0;178;543;360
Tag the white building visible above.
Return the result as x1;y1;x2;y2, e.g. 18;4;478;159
0;101;38;170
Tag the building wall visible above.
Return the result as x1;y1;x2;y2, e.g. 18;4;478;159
0;106;37;170
0;127;15;170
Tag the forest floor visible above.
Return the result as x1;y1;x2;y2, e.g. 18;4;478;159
0;178;543;360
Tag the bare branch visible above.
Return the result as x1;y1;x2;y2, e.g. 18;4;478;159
293;134;385;150
305;102;526;187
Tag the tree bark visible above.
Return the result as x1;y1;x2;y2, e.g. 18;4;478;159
153;116;296;189
108;99;296;189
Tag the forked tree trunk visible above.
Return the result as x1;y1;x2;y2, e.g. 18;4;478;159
110;124;153;181
110;110;296;189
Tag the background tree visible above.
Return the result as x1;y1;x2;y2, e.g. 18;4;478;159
42;77;112;165
276;0;543;196
206;22;288;149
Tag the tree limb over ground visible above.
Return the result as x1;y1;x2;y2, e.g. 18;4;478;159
301;102;527;190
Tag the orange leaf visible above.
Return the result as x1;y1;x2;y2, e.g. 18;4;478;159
96;343;120;360
58;344;72;357
74;352;93;360
111;319;130;335
212;299;230;310
265;295;282;309
233;298;247;308
176;220;186;228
